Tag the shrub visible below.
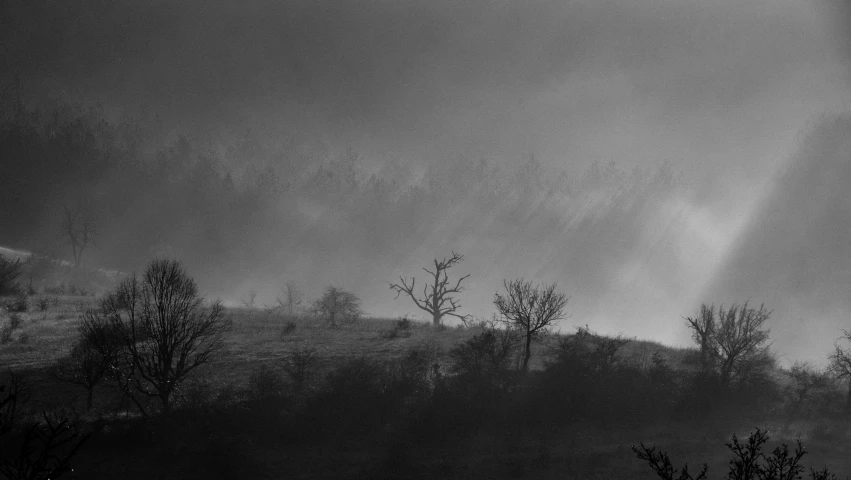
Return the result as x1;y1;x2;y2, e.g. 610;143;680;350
634;428;841;480
280;320;297;338
381;316;414;340
283;346;319;391
6;291;28;312
246;364;286;402
0;255;22;296
35;297;50;311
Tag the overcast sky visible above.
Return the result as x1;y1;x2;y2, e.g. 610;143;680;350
3;0;851;361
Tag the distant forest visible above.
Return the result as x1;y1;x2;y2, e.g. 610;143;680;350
0;100;682;297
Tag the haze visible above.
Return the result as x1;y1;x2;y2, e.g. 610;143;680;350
2;0;851;364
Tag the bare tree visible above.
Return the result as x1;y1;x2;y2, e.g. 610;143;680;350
89;259;231;415
828;330;851;412
494;279;569;371
53;340;110;412
312;286;362;326
389;251;471;326
277;280;304;315
61;203;97;267
684;302;773;388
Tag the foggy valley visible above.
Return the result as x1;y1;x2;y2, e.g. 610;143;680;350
2;0;851;478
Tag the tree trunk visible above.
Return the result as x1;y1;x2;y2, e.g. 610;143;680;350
522;334;532;371
86;387;93;411
432;312;441;326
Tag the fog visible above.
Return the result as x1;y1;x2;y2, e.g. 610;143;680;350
2;0;851;363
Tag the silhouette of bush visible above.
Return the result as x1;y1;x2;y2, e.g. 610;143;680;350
283;345;318;392
35;296;50;311
6;291;28;313
0;371;88;480
381;316;414;339
0;255;22;296
448;326;518;389
279;320;297;337
634;428;844;480
246;363;286;403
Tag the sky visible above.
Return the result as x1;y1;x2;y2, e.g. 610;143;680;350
3;0;851;362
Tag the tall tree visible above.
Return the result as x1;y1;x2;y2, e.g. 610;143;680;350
494;279;569;371
684;302;773;388
389;251;471;326
89;259;230;415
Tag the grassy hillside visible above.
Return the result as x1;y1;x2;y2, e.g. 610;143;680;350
2;290;850;479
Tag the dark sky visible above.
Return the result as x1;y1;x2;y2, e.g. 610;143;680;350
3;0;851;362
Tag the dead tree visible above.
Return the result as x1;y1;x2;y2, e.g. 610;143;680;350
828;330;851;412
494;279;569;371
389;251;471;326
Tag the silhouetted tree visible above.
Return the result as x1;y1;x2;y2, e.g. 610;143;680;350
494;279;568;371
60;203;97;267
828;329;851;412
90;259;230;415
389;251;471;326
312;286;362;326
685;302;773;388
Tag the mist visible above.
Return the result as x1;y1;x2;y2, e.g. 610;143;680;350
3;0;851;364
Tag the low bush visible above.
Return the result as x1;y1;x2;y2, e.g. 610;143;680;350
6;291;28;312
634;428;843;480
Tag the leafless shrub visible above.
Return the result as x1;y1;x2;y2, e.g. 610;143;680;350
634;428;840;480
35;297;50;312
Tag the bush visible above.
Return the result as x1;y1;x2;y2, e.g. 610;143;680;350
0;314;23;344
283;346;319;391
6;291;28;312
280;320;297;337
246;364;286;402
35;296;50;311
381;316;414;340
634;428;842;480
0;255;22;296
